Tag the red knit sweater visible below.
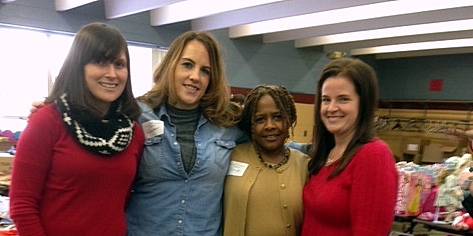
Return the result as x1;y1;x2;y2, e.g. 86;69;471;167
9;104;144;236
301;139;398;236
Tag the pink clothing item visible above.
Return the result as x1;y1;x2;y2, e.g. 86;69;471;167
301;139;398;236
9;104;144;236
0;130;15;142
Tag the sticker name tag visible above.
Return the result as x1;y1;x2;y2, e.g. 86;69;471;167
227;161;249;176
142;120;164;139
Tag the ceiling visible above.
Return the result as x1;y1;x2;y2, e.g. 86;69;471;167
26;0;473;59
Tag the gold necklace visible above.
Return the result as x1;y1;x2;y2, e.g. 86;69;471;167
326;148;344;165
254;144;290;169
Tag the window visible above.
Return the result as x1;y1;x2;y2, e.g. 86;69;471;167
0;26;166;133
129;45;153;97
0;28;49;117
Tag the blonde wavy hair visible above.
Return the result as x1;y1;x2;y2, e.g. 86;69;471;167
137;31;242;127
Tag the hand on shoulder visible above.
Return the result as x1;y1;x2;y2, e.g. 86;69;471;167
29;101;45;118
445;128;473;140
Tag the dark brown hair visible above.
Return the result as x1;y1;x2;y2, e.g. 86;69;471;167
308;58;378;178
45;22;140;120
230;94;246;106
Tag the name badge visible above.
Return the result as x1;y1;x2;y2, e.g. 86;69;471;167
227;161;249;176
142;120;164;139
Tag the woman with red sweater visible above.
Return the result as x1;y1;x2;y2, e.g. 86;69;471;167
301;58;398;235
9;23;144;236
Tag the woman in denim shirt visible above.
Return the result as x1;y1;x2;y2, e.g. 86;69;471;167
125;31;246;236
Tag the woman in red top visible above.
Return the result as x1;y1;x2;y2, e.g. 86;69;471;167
9;23;144;236
301;58;398;235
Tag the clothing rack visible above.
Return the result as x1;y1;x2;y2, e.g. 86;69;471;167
375;117;473;133
376;100;473;134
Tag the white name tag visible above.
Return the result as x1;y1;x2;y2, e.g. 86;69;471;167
142;120;164;139
227;161;249;176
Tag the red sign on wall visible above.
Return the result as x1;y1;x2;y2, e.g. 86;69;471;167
429;79;443;92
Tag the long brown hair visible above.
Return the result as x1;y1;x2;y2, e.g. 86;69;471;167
45;22;140;120
137;31;241;127
308;58;379;178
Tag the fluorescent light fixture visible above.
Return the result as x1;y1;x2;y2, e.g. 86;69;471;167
150;0;284;26
295;19;473;47
351;38;473;55
229;0;473;38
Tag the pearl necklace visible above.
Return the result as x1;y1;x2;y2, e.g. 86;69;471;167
255;144;290;169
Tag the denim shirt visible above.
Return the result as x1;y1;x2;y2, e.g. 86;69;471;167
126;102;246;236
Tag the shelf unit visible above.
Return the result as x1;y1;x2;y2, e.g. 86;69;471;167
376;100;473;163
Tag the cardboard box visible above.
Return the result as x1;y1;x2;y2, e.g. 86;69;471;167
402;140;425;163
422;144;457;163
0;154;13;174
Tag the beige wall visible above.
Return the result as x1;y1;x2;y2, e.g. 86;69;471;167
292;103;314;143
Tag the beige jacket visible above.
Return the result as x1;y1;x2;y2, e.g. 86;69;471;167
223;142;310;236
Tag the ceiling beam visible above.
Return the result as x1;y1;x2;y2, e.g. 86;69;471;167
264;6;473;44
150;0;285;26
55;0;97;11
228;0;473;38
103;0;185;19
375;47;473;59
304;20;473;50
191;0;392;31
351;38;473;56
52;0;473;59
323;30;473;53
